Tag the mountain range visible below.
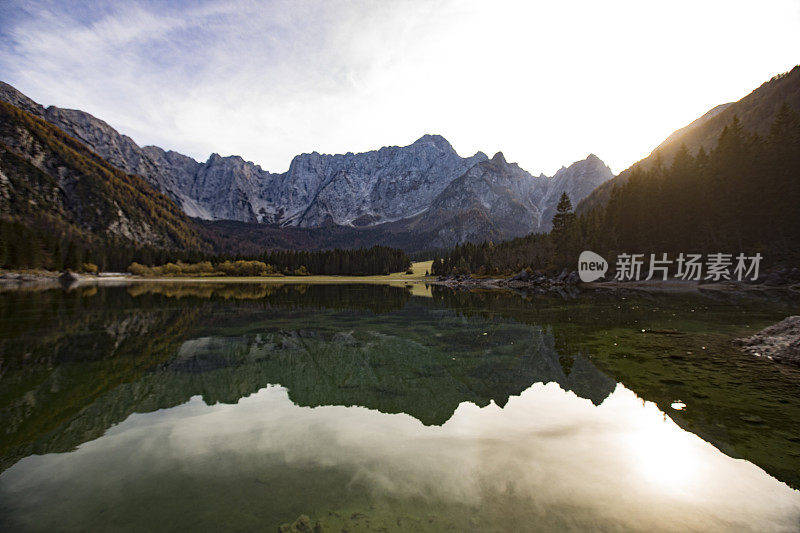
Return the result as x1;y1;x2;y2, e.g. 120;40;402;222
0;81;613;252
2;65;797;257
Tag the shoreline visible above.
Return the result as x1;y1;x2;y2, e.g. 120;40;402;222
1;270;798;294
0;270;435;289
0;260;437;288
429;276;800;293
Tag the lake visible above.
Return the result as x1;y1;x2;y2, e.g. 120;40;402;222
1;282;799;531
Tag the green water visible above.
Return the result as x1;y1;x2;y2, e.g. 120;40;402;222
0;283;799;532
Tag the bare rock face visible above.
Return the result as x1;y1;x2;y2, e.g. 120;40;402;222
735;316;800;366
415;151;613;248
0;81;45;118
281;134;487;227
140;146;209;218
143;135;487;226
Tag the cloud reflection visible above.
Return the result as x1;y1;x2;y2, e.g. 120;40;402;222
2;382;798;531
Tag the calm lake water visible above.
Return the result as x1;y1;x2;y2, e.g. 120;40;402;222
1;282;799;532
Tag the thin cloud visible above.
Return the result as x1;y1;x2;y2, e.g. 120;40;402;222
1;0;798;175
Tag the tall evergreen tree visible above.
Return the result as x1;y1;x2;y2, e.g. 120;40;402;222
551;192;575;234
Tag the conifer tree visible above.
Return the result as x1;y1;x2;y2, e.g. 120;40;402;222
551;192;575;234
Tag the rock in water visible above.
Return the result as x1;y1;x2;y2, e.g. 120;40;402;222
734;316;800;366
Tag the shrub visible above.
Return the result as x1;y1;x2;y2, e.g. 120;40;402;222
240;260;268;276
178;261;214;276
161;262;181;276
216;260;268;277
128;262;151;276
215;261;235;276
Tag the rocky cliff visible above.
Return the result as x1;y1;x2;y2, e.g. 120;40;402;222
407;151;612;248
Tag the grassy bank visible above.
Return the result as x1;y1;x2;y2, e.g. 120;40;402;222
127;260;434;283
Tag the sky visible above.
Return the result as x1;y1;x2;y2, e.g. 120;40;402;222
0;1;798;176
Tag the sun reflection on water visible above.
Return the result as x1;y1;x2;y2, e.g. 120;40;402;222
627;403;701;492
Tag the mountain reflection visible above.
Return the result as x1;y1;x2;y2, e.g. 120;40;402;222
0;283;614;475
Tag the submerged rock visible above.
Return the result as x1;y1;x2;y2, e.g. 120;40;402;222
734;316;800;366
277;514;322;533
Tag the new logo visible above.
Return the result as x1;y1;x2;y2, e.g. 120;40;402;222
578;251;608;282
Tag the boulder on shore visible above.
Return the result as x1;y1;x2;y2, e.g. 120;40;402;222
734;316;800;366
59;271;80;285
511;270;530;282
751;266;800;286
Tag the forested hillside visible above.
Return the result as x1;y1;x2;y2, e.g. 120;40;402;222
580;65;800;212
434;107;800;276
0;101;206;271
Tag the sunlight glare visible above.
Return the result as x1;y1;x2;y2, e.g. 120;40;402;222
628;404;700;492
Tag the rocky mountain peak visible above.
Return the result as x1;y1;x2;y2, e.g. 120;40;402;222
490;151;507;164
554;154;613;180
0;81;44;118
421;149;614;248
412;134;453;151
481;151;526;175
